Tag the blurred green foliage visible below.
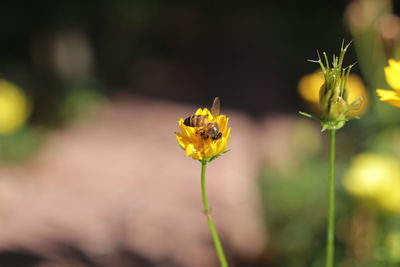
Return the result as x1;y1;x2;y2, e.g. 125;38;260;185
261;157;347;266
0;127;46;162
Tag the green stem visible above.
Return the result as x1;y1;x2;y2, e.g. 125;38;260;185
326;130;336;267
201;160;229;267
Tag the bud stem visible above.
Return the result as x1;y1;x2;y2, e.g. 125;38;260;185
326;130;336;267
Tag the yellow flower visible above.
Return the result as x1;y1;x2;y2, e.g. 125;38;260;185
0;79;31;134
298;71;369;116
376;59;400;107
343;153;400;214
176;108;230;161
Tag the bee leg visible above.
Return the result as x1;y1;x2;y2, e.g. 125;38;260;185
200;132;209;140
196;128;209;140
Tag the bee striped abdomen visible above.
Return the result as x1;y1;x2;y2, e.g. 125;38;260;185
184;115;206;127
183;115;194;126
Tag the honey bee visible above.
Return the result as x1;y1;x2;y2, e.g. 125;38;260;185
184;97;222;140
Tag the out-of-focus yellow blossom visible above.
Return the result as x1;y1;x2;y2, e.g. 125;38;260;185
0;79;31;134
376;59;400;107
176;108;230;161
298;71;369;116
343;153;400;214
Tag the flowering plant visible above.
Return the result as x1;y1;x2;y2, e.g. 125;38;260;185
300;42;363;267
175;97;230;267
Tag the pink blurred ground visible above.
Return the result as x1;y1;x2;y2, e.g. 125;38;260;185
0;96;266;267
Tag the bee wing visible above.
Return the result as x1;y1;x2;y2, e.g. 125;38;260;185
210;97;221;117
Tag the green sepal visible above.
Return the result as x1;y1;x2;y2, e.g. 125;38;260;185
347;116;360;121
320;119;346;132
299;111;359;132
201;149;231;164
299;111;320;120
319;116;359;132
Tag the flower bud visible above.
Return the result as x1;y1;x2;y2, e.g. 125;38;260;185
315;42;363;131
320;83;347;120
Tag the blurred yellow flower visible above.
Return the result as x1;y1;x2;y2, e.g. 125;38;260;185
343;153;400;214
298;70;369;116
376;59;400;107
0;79;31;134
176;108;230;161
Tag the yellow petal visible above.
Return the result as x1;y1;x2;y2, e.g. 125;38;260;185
225;127;231;141
179;118;196;137
195;108;210;116
185;143;196;157
389;59;400;68
216;137;228;153
376;89;398;100
386;100;400;107
376;89;400;107
176;133;187;150
205;142;218;158
204;108;214;120
384;59;400;90
187;147;201;160
217;115;228;134
178;119;188;135
194;108;204;116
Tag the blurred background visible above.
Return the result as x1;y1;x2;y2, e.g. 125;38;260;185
0;0;400;266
